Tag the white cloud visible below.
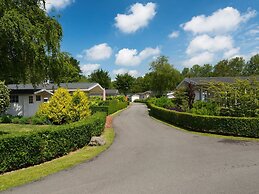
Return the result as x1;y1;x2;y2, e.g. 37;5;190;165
184;52;214;67
115;2;156;34
249;26;259;35
81;64;100;76
115;47;160;66
45;0;75;12
223;47;240;58
112;69;139;77
168;31;179;39
84;43;112;61
182;7;256;34
187;35;234;55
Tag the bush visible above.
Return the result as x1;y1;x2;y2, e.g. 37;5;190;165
0;115;13;123
0;112;106;173
70;90;91;122
189;101;220;116
148;103;259;138
37;88;91;125
91;100;128;115
31;116;48;125
152;97;174;109
11;117;21;124
134;99;147;104
0;81;10;114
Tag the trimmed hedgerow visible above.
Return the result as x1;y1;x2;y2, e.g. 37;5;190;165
91;100;128;115
148;103;259;138
0;112;106;174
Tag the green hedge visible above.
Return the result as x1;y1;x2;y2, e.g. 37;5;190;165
0;112;106;174
148;103;259;138
91;100;128;115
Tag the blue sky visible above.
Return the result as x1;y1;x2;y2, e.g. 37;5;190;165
46;0;259;78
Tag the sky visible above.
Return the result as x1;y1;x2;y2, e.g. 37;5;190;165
45;0;259;78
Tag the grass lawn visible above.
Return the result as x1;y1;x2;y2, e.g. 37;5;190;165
0;124;50;136
0;127;115;191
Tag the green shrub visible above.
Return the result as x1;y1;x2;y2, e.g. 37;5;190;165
91;100;128;115
189;101;220;116
0;115;13;123
11;117;20;124
70;90;91;122
148;103;259;138
0;112;106;173
134;99;147;103
153;97;174;109
0;81;10;114
31;116;48;125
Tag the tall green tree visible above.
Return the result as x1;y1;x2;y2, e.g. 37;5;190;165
0;0;63;84
88;69;111;89
48;52;82;83
213;57;245;77
150;56;181;96
131;77;145;93
244;54;259;76
0;81;10;114
213;60;230;77
114;73;135;95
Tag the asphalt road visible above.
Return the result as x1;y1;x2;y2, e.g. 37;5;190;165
3;103;259;194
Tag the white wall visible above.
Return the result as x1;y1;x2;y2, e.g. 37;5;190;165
131;95;140;102
7;94;47;117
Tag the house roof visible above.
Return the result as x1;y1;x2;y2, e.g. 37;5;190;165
8;82;99;91
105;89;119;95
177;76;259;89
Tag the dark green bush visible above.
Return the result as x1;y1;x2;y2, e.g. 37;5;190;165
134;99;147;104
91;100;128;115
0;115;13;123
11;117;20;124
31;116;49;125
148;103;259;138
189;100;220;116
0;112;106;173
153;97;174;109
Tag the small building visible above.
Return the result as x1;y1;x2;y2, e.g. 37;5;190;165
7;82;105;117
130;91;152;102
176;76;259;101
105;89;119;96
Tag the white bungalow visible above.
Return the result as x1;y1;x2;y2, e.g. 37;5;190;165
7;82;105;117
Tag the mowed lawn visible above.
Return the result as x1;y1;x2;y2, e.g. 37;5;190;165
0;124;50;136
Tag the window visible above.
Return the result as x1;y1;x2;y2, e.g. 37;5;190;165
43;97;49;102
10;95;19;103
36;95;41;101
29;96;33;104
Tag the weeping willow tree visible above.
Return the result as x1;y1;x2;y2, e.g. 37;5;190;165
0;0;67;84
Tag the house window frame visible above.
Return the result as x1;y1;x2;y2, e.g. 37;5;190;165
10;95;19;103
36;95;41;102
29;96;34;104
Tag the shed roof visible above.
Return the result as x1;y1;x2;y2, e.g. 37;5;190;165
8;82;99;91
177;76;259;89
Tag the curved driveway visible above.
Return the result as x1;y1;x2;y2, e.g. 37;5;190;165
4;103;259;194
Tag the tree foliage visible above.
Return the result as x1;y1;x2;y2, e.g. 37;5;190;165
0;81;10;114
208;79;259;117
150;56;181;96
244;54;259;76
114;73;135;95
88;69;111;89
0;0;81;84
182;55;259;78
